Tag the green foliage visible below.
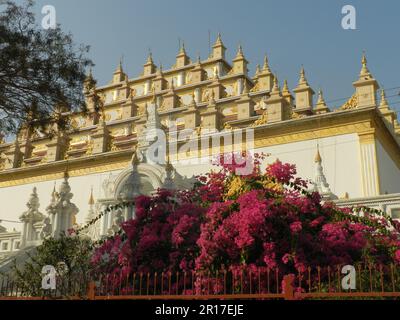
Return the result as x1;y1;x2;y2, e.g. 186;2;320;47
0;0;93;135
11;234;93;297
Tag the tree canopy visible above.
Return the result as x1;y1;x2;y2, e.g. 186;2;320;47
0;0;92;137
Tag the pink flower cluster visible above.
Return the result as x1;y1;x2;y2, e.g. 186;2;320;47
91;153;400;293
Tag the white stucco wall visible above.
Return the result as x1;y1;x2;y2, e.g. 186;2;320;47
376;140;400;194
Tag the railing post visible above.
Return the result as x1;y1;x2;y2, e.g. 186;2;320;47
283;274;295;300
87;282;96;300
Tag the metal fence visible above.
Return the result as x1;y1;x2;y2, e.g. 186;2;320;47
1;264;400;300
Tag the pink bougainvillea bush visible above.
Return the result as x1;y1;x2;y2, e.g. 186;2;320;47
91;152;400;293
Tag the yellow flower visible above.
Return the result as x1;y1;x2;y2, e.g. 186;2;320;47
225;176;245;199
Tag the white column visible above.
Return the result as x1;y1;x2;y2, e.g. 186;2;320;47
359;133;380;197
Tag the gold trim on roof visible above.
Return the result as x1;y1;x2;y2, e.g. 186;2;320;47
339;93;358;111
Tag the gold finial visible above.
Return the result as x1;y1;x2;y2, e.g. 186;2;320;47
314;145;322;163
146;50;153;64
88;186;95;205
299;66;307;85
116;57;123;73
214;33;224;47
380;89;388;108
263;54;271;72
360;51;370;77
178;41;186;55
255;64;261;76
272;74;280;93
237;44;244;57
282;79;289;93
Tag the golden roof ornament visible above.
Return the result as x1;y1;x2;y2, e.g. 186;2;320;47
252;112;268;127
255;64;261;76
146;50;154;64
88;186;95;205
214;33;224;47
339;93;358;110
359;52;371;78
235;44;245;59
282;79;290;94
298;66;308;85
263;54;271;73
379;89;389;109
178;41;186;55
314;146;322;163
271;74;280;93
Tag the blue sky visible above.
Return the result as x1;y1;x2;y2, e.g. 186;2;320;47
28;0;400;111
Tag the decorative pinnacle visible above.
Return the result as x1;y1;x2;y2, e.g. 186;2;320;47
178;41;186;55
282;79;289;93
146;50;153;64
255;64;261;76
299;66;307;85
236;44;244;58
263;54;271;72
272;74;280;93
314;146;322;163
380;89;388;107
88;187;95;205
360;52;370;77
317;89;325;104
213;33;224;47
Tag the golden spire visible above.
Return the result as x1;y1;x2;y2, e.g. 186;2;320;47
359;52;371;77
214;33;224;47
88;186;95;205
298;66;308;85
314;145;322;163
282;79;290;93
178;41;186;55
115;57;123;73
317;89;325;104
146;50;154;64
271;74;280;93
263;54;271;73
237;44;244;57
379;89;389;109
